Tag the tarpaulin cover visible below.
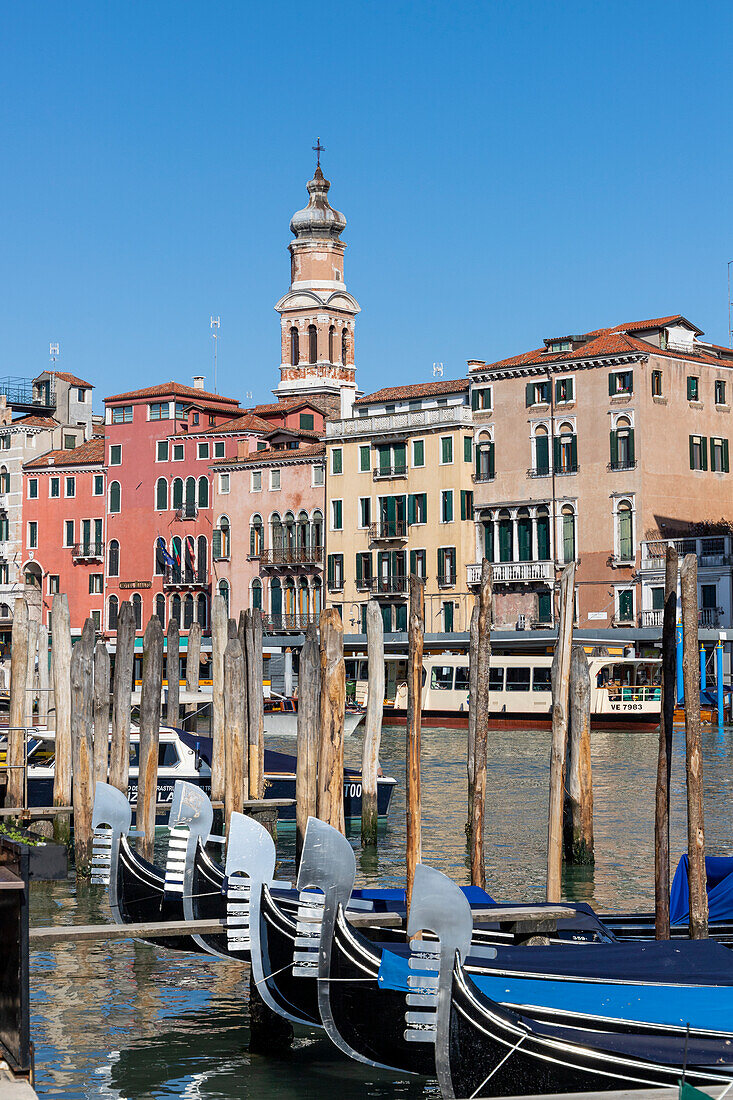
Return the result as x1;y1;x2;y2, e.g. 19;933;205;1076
670;854;733;925
178;729;363;778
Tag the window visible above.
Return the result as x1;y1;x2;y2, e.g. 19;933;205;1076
562;505;576;562
290;327;299;366
156;477;167;510
440;436;453;464
460;490;473;520
155;593;166;627
533;667;552;692
471;387;492;411
412;439;425;467
712;437;730;473
408;493;427;525
132;593;142;631
525;380;551;406
332;499;343;530
49;574;60;594
463;436;473;464
431;665;454;690
617;588;634;623
111;406;132;424
109;445;121;465
341;328;347;365
312;465;324;486
409;549;426;578
50;477;60;498
214;441;225;459
537;589;552;624
251;579;262;611
250;471;261;492
441;489;453;523
359;445;371;472
689;435;708;471
506;667;531;692
555;424;577;474
257;441;267;451
89;609;101;631
533;426;550;476
198;476;209;507
65;476;76;498
156;440;169;462
172;443;184;461
89;574;103;594
213;517;230;560
149;402;169;420
608;370;633;396
651;586;665;611
198;442;210;459
651;369;663;397
300;413;314;431
192;412;199;426
109;481;121;513
171;477;183;509
307;324;317;364
716;380;727;406
28;479;38;499
610;418;635;470
616;501;633;561
555;377;574;403
687;377;699;402
108;539;119;577
437;546;456;585
93;475;104;496
355;552;373;589
108;595;119;631
77;388;86;402
475;436;495;480
63;434;76;450
249;515;264;557
28;521;37;549
327;553;344;590
330;448;343;475
359;498;371;528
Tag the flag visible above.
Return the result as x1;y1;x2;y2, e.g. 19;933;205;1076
157;537;176;570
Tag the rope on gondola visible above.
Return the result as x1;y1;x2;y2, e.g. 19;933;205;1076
468;1032;527;1099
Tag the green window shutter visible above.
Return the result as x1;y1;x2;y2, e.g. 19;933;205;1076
472;389;479;411
570;434;578;470
702;437;708;470
535;435;549;474
628;370;634;393
437;547;445;576
378;444;390;471
327;554;335;586
441;437;452;463
566;378;574;400
489;441;495;479
443;492;453;522
689;435;695;469
608;372;615;397
213;528;222;559
335;500;343;528
355;553;363;585
393;442;406;469
537;517;550;560
460;491;465;521
553;436;561;469
359;445;370;472
525;383;534;407
724;439;730;473
464;436;472;462
420;493;427;522
467;491;473;515
410;549;417;574
483;522;493;561
408;494;416;525
413;439;424;466
628;428;635;465
610;430;618;466
333;448;342;473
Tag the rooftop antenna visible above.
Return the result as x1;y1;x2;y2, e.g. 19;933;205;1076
210;316;220;393
49;342;60;369
432;362;444;377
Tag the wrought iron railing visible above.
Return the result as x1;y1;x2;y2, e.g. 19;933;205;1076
368;521;407;540
72;542;104;560
372;465;407;480
368;576;408;595
175;504;199;521
607;459;638;471
262;614;319;632
163;567;208;587
258;546;323;566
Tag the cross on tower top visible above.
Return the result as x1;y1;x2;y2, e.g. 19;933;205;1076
312;137;324;168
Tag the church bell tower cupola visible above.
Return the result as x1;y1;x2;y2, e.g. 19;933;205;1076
274;148;360;416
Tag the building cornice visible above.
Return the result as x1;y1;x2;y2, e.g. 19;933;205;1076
470;351;647;383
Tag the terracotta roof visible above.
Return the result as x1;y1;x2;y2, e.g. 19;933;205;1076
11;415;58;428
252;398;327;417
105;381;239;405
212;442;326;466
615;315;702;335
92;423;106;436
25;437;104;469
355;378;469;404
49;371;94;389
192;411;272;436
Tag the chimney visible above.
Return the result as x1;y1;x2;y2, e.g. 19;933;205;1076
193;376;205;391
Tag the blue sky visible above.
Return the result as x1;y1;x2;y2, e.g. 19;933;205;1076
1;1;732;410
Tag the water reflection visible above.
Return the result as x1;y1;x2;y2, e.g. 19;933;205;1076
30;724;733;1097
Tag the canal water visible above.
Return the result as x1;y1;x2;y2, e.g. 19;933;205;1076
30;723;733;1098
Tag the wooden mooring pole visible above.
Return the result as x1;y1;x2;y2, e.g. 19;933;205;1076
237;610;250;799
185;621;201;694
245;609;264;800
467;601;478;838
166;619;180;729
51;594;72;844
361;599;384;848
655;544;678;939
25;617;38;726
564;646;594;864
93;640;111;787
546;561;576;902
7;598;29;811
317;608;345;833
37;623;49;727
680;553;709;939
71;619;95;875
296;623;320;864
470;561;492;889
223;635;246;833
110;601;135;795
210;594;227;805
137;616;163;861
406;575;424;911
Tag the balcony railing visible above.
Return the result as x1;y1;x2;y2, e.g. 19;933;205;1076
257;546;323;567
467;560;554;586
641;537;732;570
555;464;579;476
368;576;408;595
262;614;319;633
642;607;723;628
373;465;407;481
437;573;457;588
72;542;104;561
526;468;551;479
641;609;664;628
607;460;638;471
369;521;407;541
163;567;208;588
175;504;199;521
326;404;473;439
472;472;495;483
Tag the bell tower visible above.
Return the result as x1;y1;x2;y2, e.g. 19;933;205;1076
274;150;360;417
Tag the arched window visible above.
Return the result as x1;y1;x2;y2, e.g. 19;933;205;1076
475;431;494;480
184;535;196;582
308;324;317;364
250;514;263;557
328;325;335;363
197;476;209;509
284;577;295;616
108;595;119;632
341;328;348;365
290;326;299;367
172;478;183;510
219;516;230;558
617;499;633;561
614;416;634;469
185;477;196;516
312;576;322;617
171;594;181;624
196;593;207;628
184;594;194;628
271;512;282;551
533;425;549;476
252;578;262;610
270;577;282;623
154;538;166;576
536;505;551;561
132;593;142;631
482;518;493;562
108;539;120;578
517;506;532;563
155;477;167;511
298;577;309;618
297;511;309;553
109;481;121;514
562;505;576;563
0;466;9;493
557;422;577;474
312;509;323;551
498;509;513;563
218;579;229;614
155;593;166;627
171;536;182;582
197;535;207;581
284;511;295;552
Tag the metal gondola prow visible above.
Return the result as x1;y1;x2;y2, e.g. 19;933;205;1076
164;780;214;896
224;811;276;959
91;782;133;923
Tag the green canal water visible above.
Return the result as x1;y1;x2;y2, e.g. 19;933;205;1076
29;724;733;1099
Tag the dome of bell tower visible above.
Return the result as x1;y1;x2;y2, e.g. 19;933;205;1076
289;166;346;241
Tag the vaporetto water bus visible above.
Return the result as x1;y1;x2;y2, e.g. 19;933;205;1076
348;653;661;730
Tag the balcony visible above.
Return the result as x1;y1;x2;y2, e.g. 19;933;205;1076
641;609;664;628
262;614;319;633
72;542;104;562
163;567;208;589
175;504;199;521
641;536;733;571
369;521;407;542
641;607;723;629
368;576;408;596
526;468;551;479
257;546;323;568
467;560;554;586
326;404;473;440
373;465;407;481
607;460;638;472
437;573;457;588
472;472;495;483
555;464;578;476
